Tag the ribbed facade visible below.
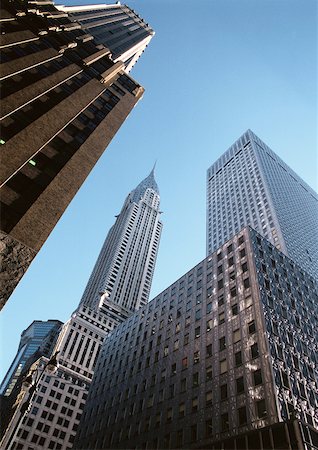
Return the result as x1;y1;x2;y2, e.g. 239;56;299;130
0;0;150;309
206;130;318;280
79;167;162;318
75;227;318;450
56;3;155;72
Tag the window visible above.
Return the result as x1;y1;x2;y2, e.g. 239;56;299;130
206;365;213;381
176;429;183;447
174;339;179;351
195;309;201;321
180;378;186;392
182;357;188;369
235;351;242;366
218;294;224;306
220;384;227;400
219;336;226;351
206;344;212;357
240;248;246;258
175;322;181;333
238;406;247;425
253;369;262;386
195;326;201;338
166;407;172;422
206;319;213;332
230;286;237;298
220;359;227;374
236;377;244;394
184;333;189;345
256;399;267;418
206;419;213;437
206;302;212;314
233;328;241;343
206;390;212;406
251;342;259;358
192;372;199;387
193;351;200;364
185;316;191;327
221;413;229;431
219;312;225;325
179;402;185;417
192;397;198;412
248;320;256;334
191;424;197;441
171;363;177;375
232;304;238;315
244;277;250;289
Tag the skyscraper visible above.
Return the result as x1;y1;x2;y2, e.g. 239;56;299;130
206;129;318;280
79;166;162;319
0;0;153;309
75;227;318;450
56;3;155;73
1;170;162;450
0;320;62;397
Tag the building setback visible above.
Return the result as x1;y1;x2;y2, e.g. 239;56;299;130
206;130;318;280
1;170;162;450
0;0;153;309
56;3;154;73
75;227;318;450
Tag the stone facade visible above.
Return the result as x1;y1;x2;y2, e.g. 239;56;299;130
0;231;36;310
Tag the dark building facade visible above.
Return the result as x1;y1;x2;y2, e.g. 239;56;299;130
55;3;154;73
0;0;152;309
76;227;318;450
206;130;318;281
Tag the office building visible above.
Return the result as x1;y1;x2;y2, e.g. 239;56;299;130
0;320;62;443
56;3;155;72
75;227;318;450
0;0;153;309
2;170;162;449
206;130;318;280
0;320;62;397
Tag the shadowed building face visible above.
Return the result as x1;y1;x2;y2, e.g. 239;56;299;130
0;0;153;309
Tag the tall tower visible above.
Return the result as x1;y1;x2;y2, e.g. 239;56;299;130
1;170;162;450
206;129;318;280
80;167;162;320
56;3;155;73
0;0;153;309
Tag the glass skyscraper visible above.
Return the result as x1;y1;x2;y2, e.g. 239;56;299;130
0;320;62;397
206;129;318;280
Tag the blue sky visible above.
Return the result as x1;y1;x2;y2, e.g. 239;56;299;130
0;0;317;380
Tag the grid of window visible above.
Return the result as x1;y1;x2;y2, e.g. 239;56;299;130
76;228;279;449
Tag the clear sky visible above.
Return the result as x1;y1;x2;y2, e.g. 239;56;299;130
0;0;317;380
